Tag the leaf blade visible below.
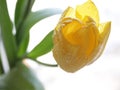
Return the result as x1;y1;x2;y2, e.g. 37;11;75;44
27;30;54;59
17;8;62;43
14;0;35;31
17;8;62;58
15;0;35;58
0;62;44;90
0;0;17;68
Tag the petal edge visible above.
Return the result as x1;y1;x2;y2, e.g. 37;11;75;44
76;0;99;25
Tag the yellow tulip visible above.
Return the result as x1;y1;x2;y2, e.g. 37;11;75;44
52;0;111;72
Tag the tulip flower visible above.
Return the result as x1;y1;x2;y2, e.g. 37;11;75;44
53;0;111;72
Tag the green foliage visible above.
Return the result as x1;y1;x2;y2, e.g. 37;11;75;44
0;0;17;68
0;0;61;89
0;57;4;74
27;30;54;59
0;0;61;69
17;8;62;58
15;0;35;58
0;62;44;90
15;0;35;31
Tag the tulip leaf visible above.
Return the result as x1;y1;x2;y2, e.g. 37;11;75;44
0;62;44;90
27;30;54;59
17;33;30;58
14;0;35;31
17;8;62;43
0;0;17;68
17;8;62;58
14;0;35;58
0;31;3;74
0;56;4;74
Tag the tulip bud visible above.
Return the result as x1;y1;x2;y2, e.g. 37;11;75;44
53;0;111;72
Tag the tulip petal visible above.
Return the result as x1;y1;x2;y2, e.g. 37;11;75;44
97;22;111;57
53;0;111;73
53;28;87;72
87;21;111;64
61;18;84;45
60;7;75;19
99;22;111;37
76;0;99;25
53;18;100;72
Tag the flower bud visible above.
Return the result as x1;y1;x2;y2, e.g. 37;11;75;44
53;0;111;72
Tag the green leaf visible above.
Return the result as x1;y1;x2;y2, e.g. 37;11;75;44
15;0;35;59
17;8;62;58
0;28;3;74
17;33;29;59
0;0;17;68
17;8;62;44
0;56;4;74
27;30;54;59
0;62;44;90
15;0;35;31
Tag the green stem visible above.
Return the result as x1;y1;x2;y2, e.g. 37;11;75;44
0;56;4;74
35;60;58;67
0;0;17;68
28;57;58;67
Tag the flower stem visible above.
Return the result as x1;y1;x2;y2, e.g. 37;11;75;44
35;60;58;67
28;57;58;67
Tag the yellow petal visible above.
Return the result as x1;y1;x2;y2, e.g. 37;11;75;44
97;22;111;57
76;0;99;25
87;21;111;64
99;22;111;37
53;18;100;72
61;18;84;45
55;7;75;32
60;7;75;19
53;0;111;72
61;17;99;50
85;22;99;56
82;16;95;24
53;27;88;72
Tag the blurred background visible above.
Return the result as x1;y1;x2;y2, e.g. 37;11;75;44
7;0;120;90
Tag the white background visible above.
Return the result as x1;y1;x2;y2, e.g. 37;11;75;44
7;0;120;90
